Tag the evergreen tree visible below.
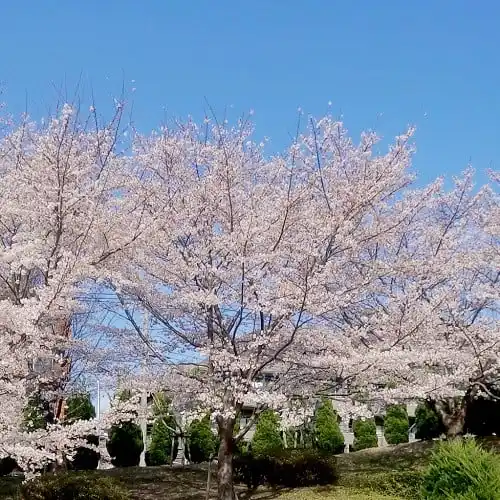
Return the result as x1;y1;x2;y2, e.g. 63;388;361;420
314;399;344;454
352;418;378;451
415;400;444;440
65;393;96;423
188;416;217;463
384;405;409;445
64;393;99;471
106;421;144;467
251;410;283;457
147;394;177;465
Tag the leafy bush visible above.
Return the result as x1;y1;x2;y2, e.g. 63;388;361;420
269;449;338;487
465;394;500;437
415;401;444;440
19;472;129;500
421;438;500;499
0;456;17;476
234;449;338;489
69;435;100;471
352;418;378;451
251;410;283;457
23;393;51;432
106;421;144;467
384;405;409;445
233;452;268;490
314;399;344;454
187;416;217;463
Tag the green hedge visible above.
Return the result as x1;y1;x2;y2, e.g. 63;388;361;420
23;393;50;432
19;473;129;500
339;470;423;499
146;421;177;466
234;449;338;489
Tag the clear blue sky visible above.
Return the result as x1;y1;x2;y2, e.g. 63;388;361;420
1;0;499;184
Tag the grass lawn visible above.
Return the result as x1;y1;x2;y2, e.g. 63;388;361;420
268;487;401;499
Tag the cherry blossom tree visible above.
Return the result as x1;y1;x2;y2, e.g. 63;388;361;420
107;114;477;500
1;95;494;500
361;169;499;436
0;101;144;473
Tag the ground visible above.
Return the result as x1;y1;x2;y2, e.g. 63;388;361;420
99;466;402;500
7;439;500;499
0;464;403;499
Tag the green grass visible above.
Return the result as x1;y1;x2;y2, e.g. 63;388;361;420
270;487;401;499
336;441;434;475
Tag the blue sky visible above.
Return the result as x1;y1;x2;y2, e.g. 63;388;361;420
4;0;497;409
2;1;498;184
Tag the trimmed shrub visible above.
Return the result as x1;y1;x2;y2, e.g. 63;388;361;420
251;410;283;457
69;435;100;471
269;449;338;487
314;399;344;454
234;449;338;490
233;452;268;490
384;405;409;445
106;421;144;467
415;401;444;440
340;470;423;499
352;418;378;451
187;416;217;463
421;438;500;499
19;473;129;500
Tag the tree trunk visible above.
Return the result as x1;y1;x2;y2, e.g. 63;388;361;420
217;417;236;500
435;397;466;438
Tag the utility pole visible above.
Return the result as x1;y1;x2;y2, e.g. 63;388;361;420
139;310;149;467
96;379;100;420
96;377;103;469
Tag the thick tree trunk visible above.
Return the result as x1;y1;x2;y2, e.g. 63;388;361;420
435;397;466;438
217;417;236;500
